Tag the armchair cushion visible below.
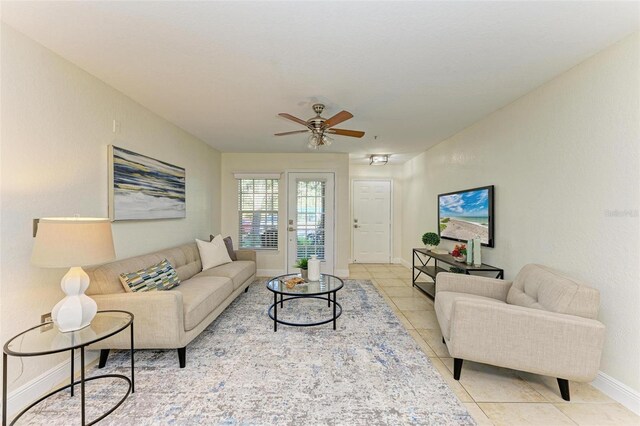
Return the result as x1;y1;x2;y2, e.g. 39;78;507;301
508;264;600;319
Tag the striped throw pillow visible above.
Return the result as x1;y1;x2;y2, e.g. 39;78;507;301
119;259;180;293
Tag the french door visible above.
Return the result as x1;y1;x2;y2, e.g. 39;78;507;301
287;172;335;274
352;180;391;263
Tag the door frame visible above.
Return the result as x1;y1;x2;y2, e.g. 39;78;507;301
350;178;394;264
286;170;337;274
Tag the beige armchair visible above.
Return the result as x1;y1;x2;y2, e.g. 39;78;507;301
434;264;605;401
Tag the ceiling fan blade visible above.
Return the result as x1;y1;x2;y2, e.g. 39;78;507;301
326;128;365;138
323;110;353;128
274;130;310;136
278;113;310;127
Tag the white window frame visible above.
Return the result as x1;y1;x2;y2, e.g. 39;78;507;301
235;173;280;250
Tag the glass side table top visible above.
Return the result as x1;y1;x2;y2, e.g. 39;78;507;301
4;310;132;356
266;273;344;296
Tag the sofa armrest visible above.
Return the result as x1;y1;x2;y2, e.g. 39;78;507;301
235;249;256;262
449;299;605;381
90;291;185;349
436;272;512;301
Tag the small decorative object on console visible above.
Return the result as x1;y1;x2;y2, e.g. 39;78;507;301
421;232;441;250
466;239;474;265
450;244;467;262
473;237;482;266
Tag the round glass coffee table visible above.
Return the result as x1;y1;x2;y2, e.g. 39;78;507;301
266;273;344;331
2;310;134;426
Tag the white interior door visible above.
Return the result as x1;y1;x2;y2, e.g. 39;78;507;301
287;172;335;274
352;180;391;263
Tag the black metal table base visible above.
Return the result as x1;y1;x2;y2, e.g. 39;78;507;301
269;294;342;331
2;312;134;426
8;374;132;426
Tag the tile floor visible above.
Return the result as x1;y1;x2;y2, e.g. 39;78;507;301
349;263;640;426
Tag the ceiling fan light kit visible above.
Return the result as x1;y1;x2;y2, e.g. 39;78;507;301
369;154;389;165
276;103;365;150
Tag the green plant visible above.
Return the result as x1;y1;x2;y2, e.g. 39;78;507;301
295;258;308;269
421;232;440;247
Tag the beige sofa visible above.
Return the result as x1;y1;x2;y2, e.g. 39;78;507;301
434;264;605;401
86;242;256;368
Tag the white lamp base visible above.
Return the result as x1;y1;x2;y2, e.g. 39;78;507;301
52;266;97;332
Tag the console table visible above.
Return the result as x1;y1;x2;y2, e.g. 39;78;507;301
412;248;504;298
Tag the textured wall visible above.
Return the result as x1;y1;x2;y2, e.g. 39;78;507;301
0;24;221;390
401;34;640;391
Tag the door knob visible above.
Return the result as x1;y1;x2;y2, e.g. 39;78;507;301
353;224;359;229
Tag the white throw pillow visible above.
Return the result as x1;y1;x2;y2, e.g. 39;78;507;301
196;235;232;271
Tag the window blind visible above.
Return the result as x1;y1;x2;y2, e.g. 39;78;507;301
237;178;279;250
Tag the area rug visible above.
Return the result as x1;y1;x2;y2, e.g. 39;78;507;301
20;279;475;425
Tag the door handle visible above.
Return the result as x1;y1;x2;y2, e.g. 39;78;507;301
288;227;296;231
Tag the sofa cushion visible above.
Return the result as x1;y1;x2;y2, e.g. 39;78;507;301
174;276;233;331
435;291;506;339
507;264;600;319
210;234;237;261
197;236;232;271
87;243;202;295
196;261;256;290
119;259;180;292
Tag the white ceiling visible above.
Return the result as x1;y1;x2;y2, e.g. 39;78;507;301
2;2;638;164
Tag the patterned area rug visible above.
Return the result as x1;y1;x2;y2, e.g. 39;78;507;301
20;280;474;425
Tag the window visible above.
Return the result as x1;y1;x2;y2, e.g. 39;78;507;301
237;178;279;249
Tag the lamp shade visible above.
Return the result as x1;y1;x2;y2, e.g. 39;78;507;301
31;218;116;267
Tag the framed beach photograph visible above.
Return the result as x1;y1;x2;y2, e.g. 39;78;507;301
109;145;186;220
438;185;494;247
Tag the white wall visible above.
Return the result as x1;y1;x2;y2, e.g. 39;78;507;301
401;34;640;392
0;24;221;390
349;164;404;262
220;153;350;275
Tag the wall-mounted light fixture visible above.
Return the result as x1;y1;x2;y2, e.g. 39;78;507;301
369;154;389;165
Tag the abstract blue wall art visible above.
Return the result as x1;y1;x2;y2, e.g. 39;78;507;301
109;145;186;220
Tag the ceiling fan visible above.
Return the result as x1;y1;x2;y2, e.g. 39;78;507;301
275;104;365;149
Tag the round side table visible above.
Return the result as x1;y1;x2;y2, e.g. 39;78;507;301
2;310;134;425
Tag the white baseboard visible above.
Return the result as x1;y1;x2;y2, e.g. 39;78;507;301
256;269;285;277
3;350;99;418
592;371;640;415
335;269;349;278
399;258;411;269
392;258;409;266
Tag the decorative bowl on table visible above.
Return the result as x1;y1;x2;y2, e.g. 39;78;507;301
450;244;467;263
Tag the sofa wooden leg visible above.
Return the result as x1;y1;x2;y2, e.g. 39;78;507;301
557;378;570;401
453;358;463;380
244;287;249;293
442;337;445;344
98;349;110;369
178;347;186;368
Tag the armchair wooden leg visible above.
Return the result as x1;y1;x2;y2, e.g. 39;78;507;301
98;349;110;369
557;378;570;401
178;347;186;368
453;358;463;380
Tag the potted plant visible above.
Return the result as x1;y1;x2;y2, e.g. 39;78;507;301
295;258;308;280
421;232;441;250
451;244;467;262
